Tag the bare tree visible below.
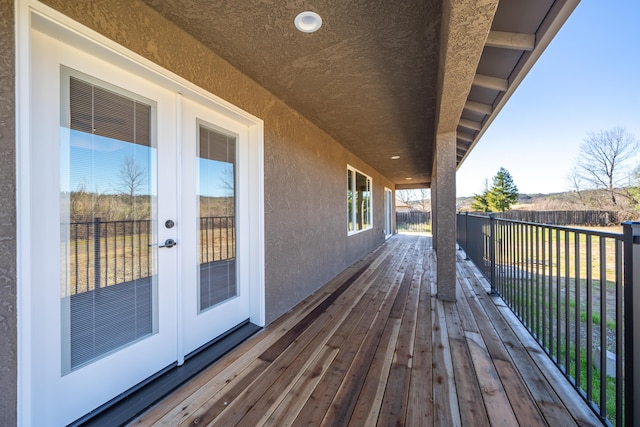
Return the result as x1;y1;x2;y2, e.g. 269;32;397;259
395;189;414;205
415;188;431;211
395;188;431;211
567;166;593;208
118;156;147;219
119;156;146;202
573;127;639;207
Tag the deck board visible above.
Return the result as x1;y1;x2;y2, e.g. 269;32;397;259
130;234;602;427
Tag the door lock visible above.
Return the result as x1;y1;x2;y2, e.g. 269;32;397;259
158;238;177;248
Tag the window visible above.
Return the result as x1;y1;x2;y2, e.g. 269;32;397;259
347;166;372;234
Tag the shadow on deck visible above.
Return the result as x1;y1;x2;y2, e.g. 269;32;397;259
129;234;601;426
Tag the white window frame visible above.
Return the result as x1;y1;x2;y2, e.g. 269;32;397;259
347;165;373;235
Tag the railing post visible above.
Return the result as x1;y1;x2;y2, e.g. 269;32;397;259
457;211;462;251
624;221;640;426
94;217;101;289
464;211;470;260
488;213;498;296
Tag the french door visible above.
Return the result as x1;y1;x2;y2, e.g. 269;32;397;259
180;98;251;355
27;27;253;425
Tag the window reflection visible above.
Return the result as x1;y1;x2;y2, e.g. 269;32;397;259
197;124;237;311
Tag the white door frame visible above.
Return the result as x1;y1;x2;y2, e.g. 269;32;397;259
16;2;265;425
384;187;393;238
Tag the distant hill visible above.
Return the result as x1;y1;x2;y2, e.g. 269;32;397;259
457;189;617;212
408;188;637;221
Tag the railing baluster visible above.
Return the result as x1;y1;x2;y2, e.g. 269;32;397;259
512;222;517;313
549;228;557;357
94;218;101;289
129;221;134;282
556;228;561;363
525;224;529;323
74;223;79;294
586;235;593;402
518;222;523;318
574;232;581;387
541;226;547;350
565;230;570;373
615;238;622;427
535;225;540;341
599;236;607;419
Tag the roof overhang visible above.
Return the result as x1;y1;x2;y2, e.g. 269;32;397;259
140;0;580;189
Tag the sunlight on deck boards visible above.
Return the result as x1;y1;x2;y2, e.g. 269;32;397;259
128;234;601;426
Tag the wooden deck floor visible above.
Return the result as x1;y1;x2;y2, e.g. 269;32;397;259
129;234;602;426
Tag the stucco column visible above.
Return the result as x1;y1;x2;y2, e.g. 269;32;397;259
431;164;437;250
433;131;456;301
0;0;17;424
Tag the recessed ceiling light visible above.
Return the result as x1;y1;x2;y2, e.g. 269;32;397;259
294;11;323;33
405;177;413;180
391;155;400;160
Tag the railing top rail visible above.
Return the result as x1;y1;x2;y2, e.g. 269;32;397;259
494;217;623;239
66;219;153;226
457;212;623;240
459;213;490;220
68;216;235;226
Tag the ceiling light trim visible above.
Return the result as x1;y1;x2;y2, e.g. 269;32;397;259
294;11;323;33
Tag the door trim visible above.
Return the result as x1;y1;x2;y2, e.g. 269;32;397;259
384;187;393;239
16;2;265;425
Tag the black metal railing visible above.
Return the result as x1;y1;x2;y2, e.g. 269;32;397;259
396;211;431;232
64;216;235;295
65;218;153;295
457;212;640;427
200;216;236;263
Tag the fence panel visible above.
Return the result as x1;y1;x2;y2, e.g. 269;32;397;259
396;211;431;232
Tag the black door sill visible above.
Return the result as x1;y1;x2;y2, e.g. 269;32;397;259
70;321;261;427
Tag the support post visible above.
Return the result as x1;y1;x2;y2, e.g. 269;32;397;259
624;221;640;425
433;131;456;301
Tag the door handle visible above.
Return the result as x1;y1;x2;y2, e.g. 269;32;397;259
158;238;177;248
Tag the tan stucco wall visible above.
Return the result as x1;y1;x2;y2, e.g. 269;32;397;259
0;0;17;424
38;0;393;323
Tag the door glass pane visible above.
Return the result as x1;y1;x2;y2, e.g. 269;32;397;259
198;124;237;312
60;71;157;373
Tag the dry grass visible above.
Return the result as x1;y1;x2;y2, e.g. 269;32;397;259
63;229;235;296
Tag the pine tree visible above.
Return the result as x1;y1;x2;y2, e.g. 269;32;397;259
486;167;519;212
470;192;490;212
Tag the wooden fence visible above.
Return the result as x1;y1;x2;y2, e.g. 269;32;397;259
396;211;431;232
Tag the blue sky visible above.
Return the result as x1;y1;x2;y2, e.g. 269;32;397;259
456;1;640;197
65;130;154;196
65;130;232;198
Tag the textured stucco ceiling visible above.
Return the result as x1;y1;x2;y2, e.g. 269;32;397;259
142;0;440;187
141;0;579;188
